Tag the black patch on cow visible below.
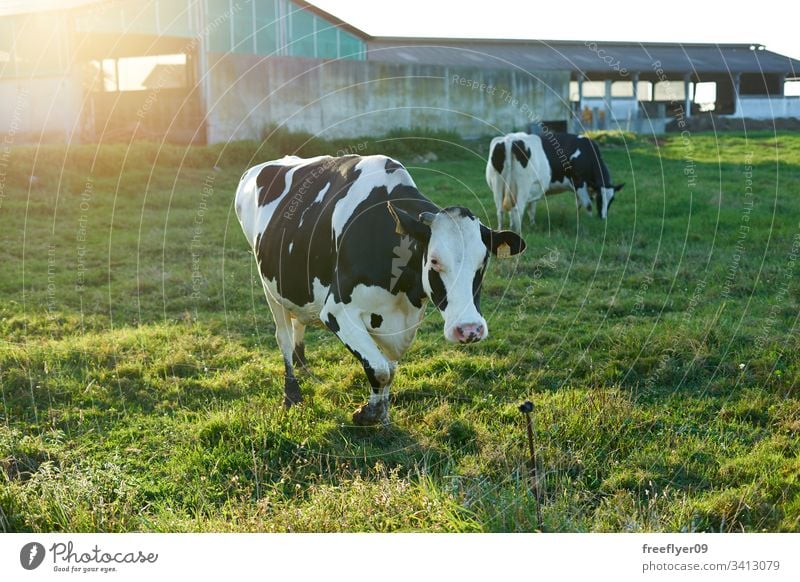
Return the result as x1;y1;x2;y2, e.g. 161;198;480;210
370;313;383;329
427;268;448;312
511;140;531;168
585;138;613;191
490;142;506;174
333;182;436;306
540;132;576;185
471;252;489;314
541;133;617;197
256;163;293;206
480;225;527;257
362;361;382;390
384;158;402;173
325;313;340;333
442;205;475;219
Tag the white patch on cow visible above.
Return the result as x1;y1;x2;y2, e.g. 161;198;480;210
288;242;294;254
348;284;425;362
331;156;414;243
422;210;488;343
312;182;330;205
569;148;581;161
600;187;615;220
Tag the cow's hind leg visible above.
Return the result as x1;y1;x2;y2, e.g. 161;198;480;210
321;301;393;426
526;199;538;226
509;204;524;233
266;296;303;407
292;319;308;372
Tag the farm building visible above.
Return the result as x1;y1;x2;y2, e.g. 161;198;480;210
1;0;799;143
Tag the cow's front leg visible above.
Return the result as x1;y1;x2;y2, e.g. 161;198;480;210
265;295;303;407
322;302;393;426
576;184;592;213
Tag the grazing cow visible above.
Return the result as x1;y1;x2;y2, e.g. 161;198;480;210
235;154;526;426
540;132;625;220
485;132;551;233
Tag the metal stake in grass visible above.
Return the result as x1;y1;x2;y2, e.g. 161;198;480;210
519;400;543;531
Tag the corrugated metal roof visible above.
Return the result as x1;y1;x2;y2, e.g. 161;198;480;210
367;38;800;77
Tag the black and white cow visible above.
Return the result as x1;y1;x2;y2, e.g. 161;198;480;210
235;155;526;426
540;132;625;220
485;132;551;233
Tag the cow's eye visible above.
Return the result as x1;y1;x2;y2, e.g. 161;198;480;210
430;258;443;272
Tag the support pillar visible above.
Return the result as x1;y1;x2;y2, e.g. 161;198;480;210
684;74;692;118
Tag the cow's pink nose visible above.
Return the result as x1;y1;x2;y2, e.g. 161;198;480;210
455;323;485;344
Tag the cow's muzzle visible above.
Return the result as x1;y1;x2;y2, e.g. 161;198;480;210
453;323;486;344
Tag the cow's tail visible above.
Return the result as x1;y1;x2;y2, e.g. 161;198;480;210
502;184;516;212
501;139;516;211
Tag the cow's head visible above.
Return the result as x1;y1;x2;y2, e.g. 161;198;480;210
389;204;526;344
595;183;624;220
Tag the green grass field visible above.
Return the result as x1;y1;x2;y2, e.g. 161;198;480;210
1;131;798;532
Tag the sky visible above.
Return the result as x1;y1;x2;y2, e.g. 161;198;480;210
311;0;800;63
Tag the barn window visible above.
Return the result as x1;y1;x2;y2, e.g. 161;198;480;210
255;0;279;55
207;0;234;52
653;80;686;101
87;54;188;93
288;7;315;57
232;0;255;53
339;30;364;60
637;81;653;101
316;19;339;59
611;81;634;97
694;82;717;111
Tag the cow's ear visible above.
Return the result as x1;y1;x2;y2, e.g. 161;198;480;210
480;225;526;258
387;202;431;243
613;183;625;193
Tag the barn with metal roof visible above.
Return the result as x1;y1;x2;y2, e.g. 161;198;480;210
367;38;800;131
1;0;798;143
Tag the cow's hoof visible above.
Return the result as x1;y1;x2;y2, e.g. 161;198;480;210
283;377;303;408
352;401;389;426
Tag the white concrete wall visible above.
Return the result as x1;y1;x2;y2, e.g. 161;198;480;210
205;54;570;142
727;96;800;119
0;74;83;142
